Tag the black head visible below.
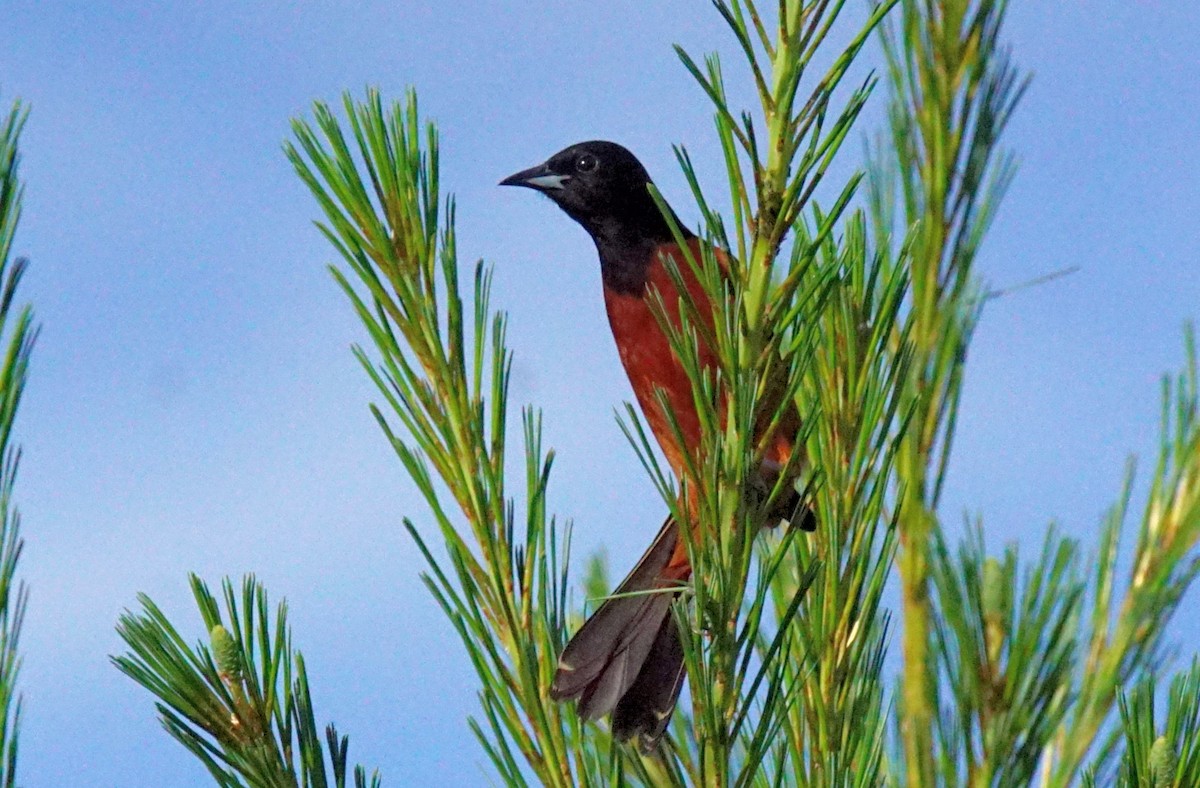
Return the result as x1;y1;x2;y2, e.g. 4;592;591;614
500;141;676;233
501;141;693;294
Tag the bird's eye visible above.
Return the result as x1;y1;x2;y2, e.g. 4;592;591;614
575;153;598;173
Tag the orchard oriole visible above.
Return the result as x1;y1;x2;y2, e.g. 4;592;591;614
502;141;808;748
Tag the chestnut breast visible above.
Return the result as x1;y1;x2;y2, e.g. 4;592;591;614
602;242;720;476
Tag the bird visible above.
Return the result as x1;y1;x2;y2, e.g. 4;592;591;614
500;141;809;750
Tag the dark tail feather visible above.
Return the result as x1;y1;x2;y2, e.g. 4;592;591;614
551;517;687;745
611;609;685;750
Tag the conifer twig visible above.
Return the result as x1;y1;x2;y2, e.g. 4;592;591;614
0;97;36;788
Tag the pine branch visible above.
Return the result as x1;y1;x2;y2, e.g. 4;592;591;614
287;90;615;787
870;1;1028;782
0;97;35;788
114;575;380;787
1099;658;1200;787
653;2;901;781
1047;328;1200;784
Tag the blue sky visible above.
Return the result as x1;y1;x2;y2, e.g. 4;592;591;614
1;2;1198;784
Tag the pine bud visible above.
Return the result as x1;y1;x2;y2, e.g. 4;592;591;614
1149;735;1176;788
982;558;1005;666
210;625;242;683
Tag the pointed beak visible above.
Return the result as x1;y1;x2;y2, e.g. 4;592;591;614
499;162;570;192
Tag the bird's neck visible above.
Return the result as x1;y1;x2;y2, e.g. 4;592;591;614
584;206;694;297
